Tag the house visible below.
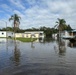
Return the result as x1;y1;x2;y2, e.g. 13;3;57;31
15;31;44;38
52;30;76;39
0;31;14;38
60;30;76;39
24;31;44;38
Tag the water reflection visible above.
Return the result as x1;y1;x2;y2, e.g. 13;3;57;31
1;38;76;75
54;38;66;56
31;42;35;48
6;38;8;51
35;38;55;43
58;38;66;56
10;42;21;66
39;38;55;43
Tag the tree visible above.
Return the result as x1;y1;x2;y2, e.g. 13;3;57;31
56;18;66;31
40;26;52;37
56;18;66;37
9;14;21;39
67;25;72;30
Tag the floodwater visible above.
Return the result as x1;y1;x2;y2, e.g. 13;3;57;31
0;38;76;75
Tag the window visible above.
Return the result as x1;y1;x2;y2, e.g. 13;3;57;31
2;33;4;35
39;33;43;35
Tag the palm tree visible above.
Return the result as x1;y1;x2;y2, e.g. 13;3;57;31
56;18;66;38
9;14;21;40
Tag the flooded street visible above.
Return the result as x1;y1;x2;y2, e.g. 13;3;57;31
0;38;76;75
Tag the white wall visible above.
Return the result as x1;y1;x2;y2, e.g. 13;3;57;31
0;31;14;38
61;31;70;38
7;32;14;37
0;31;6;37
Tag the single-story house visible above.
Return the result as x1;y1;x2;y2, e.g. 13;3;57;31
24;31;44;38
15;31;44;38
61;30;76;39
0;31;14;38
52;30;76;39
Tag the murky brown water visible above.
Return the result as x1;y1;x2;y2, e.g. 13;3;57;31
0;38;76;75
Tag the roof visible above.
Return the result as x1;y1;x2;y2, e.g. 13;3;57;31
72;30;76;32
0;31;13;32
68;29;76;32
24;31;44;34
61;30;76;33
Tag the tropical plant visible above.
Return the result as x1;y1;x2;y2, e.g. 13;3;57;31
55;18;66;37
56;18;66;31
9;14;21;32
9;14;21;39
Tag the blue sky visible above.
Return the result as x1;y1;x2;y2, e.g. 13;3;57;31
0;0;76;29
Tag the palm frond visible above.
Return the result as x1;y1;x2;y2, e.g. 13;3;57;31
56;21;59;23
54;25;58;28
9;14;21;29
9;15;14;21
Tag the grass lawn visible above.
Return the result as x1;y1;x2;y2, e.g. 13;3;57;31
16;38;37;42
0;37;37;42
0;37;6;38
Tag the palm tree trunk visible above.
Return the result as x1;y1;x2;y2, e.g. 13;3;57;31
59;30;61;38
59;25;61;38
14;22;16;41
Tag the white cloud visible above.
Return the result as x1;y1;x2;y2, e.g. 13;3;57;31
13;10;24;18
9;0;26;10
26;0;36;5
22;0;76;29
0;4;12;12
0;0;76;29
